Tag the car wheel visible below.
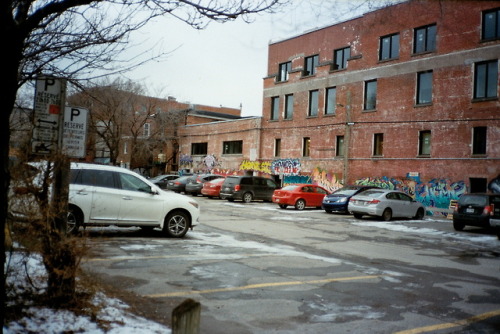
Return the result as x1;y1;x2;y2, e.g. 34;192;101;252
325;210;332;214
414;208;425;220
453;220;465;231
163;210;190;238
67;207;82;235
279;204;288;209
382;208;392;221
227;198;234;202
191;192;197;196
353;213;363;219
242;192;253;203
295;199;306;210
140;226;155;232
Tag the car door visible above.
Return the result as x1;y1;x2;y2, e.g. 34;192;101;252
311;186;328;207
385;192;404;217
79;169;122;224
397;192;416;217
116;172;164;225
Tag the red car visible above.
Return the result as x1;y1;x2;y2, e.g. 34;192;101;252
272;184;330;210
201;177;226;198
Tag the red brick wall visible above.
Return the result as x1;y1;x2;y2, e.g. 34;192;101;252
261;0;500;187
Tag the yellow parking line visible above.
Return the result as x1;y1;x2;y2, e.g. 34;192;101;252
394;309;500;334
146;274;381;298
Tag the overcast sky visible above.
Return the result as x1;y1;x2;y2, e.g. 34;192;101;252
125;1;397;117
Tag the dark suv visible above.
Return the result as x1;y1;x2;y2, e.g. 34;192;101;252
220;176;279;203
452;193;500;232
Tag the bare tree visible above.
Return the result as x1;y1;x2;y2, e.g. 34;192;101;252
2;0;285;328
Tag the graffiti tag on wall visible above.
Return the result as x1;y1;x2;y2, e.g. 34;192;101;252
239;160;271;173
271;159;301;176
179;154;193;167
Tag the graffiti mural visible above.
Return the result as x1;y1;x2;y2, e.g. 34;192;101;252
283;175;311;185
355;176;467;212
239;160;272;174
200;154;221;171
311;167;343;193
271;159;301;175
488;175;500;193
179;154;193;167
415;179;467;209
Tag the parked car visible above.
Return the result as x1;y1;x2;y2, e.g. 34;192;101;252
452;193;500;232
68;163;200;237
149;174;179;189
348;188;426;221
220;176;279;203
322;185;379;214
166;176;192;194
201;177;226;198
272;184;329;210
185;174;224;196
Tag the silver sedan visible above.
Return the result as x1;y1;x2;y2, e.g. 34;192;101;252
348;188;426;221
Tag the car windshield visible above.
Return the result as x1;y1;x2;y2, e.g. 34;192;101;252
333;187;361;196
150;175;164;182
282;185;299;191
359;190;385;197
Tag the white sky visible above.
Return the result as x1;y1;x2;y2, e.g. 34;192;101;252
126;1;395;116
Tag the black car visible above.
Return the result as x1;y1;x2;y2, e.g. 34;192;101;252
149;174;179;189
219;176;279;203
185;174;223;196
452;193;500;231
322;185;379;214
166;176;192;193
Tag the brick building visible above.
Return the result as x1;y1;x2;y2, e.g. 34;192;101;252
258;0;500;202
178;0;500;210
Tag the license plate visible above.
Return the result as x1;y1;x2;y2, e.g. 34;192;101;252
276;199;280;202
466;208;475;213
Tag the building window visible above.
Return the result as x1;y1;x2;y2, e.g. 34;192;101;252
303;55;319;76
419;130;431;156
364;80;377;110
333;47;350;70
143;123;151;137
223;140;242;155
373;133;384;156
336;135;344;157
417;71;433;105
274;138;281;157
123;142;128;154
278;61;291;82
303;137;310;157
482;8;500;41
472;126;487;155
414;24;436;53
380;33;399;60
191;142;208;155
308;90;319;116
325;87;337;115
271;96;280;120
285;94;294;119
474;60;498;99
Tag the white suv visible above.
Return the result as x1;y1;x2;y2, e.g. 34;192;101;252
68;163;200;237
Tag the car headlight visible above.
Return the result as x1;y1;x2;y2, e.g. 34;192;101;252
339;197;348;203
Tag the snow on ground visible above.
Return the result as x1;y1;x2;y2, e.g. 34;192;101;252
4;247;171;334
